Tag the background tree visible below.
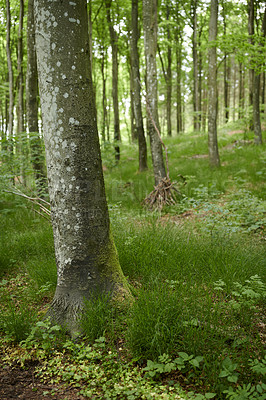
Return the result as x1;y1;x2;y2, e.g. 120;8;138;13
208;0;220;167
131;0;147;171
143;0;166;185
34;0;131;336
105;0;121;161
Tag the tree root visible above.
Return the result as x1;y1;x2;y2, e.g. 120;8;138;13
142;177;181;211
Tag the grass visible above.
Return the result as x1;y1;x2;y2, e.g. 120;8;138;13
0;122;265;399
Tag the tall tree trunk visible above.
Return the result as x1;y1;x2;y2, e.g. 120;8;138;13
105;0;120;161
131;0;147;171
34;0;131;337
192;0;200;131
208;0;220;167
100;47;107;142
176;37;182;134
262;70;265;113
6;0;14;161
26;0;46;192
17;0;27;185
248;0;255;130
143;0;166;184
253;7;265;144
222;1;229;123
166;2;172;137
238;62;244;120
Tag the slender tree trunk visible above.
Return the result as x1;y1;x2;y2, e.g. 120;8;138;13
208;0;220;167
192;0;200;131
34;0;131;337
166;2;172;137
143;0;166;184
105;0;120;161
248;0;255;130
26;0;46;192
16;0;27;185
100;48;107;142
176;38;182;134
222;1;229;123
6;0;14;160
253;7;265;144
262;70;265;113
238;62;244;120
131;0;147;171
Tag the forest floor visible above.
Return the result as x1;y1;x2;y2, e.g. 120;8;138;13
0;363;87;400
0;124;265;400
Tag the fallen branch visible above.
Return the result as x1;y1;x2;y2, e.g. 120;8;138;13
4;188;51;220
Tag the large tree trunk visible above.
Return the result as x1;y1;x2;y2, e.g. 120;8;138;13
131;0;147;171
208;0;220;167
26;0;47;192
105;0;120;161
34;0;131;336
143;0;166;184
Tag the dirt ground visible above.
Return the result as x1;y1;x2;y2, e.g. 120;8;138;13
0;363;87;400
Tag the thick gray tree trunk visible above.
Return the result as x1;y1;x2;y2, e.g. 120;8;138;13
26;0;46;192
34;0;131;336
131;0;147;171
208;0;220;167
143;0;166;185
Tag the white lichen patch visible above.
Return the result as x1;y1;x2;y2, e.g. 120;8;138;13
56;61;61;67
63;93;69;98
51;43;56;50
69;18;76;23
72;65;76;70
62;74;66;79
59;108;64;113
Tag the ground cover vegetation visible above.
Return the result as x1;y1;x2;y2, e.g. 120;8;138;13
0;0;266;398
0;125;265;399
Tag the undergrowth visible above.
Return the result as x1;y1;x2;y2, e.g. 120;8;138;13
0;126;265;399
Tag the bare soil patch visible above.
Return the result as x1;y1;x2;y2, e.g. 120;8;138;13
0;363;87;400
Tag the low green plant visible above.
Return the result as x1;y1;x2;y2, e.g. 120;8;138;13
219;357;239;384
21;319;63;352
143;352;204;379
224;383;266;400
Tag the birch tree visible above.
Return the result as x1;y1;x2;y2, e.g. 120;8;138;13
34;0;131;336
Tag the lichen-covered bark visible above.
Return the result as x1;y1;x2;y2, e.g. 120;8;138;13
207;0;220;167
34;0;131;336
143;0;166;185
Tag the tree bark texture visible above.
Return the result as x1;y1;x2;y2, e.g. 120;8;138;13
34;0;131;336
105;0;120;161
143;0;166;184
26;0;47;191
131;0;147;171
208;0;220;167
